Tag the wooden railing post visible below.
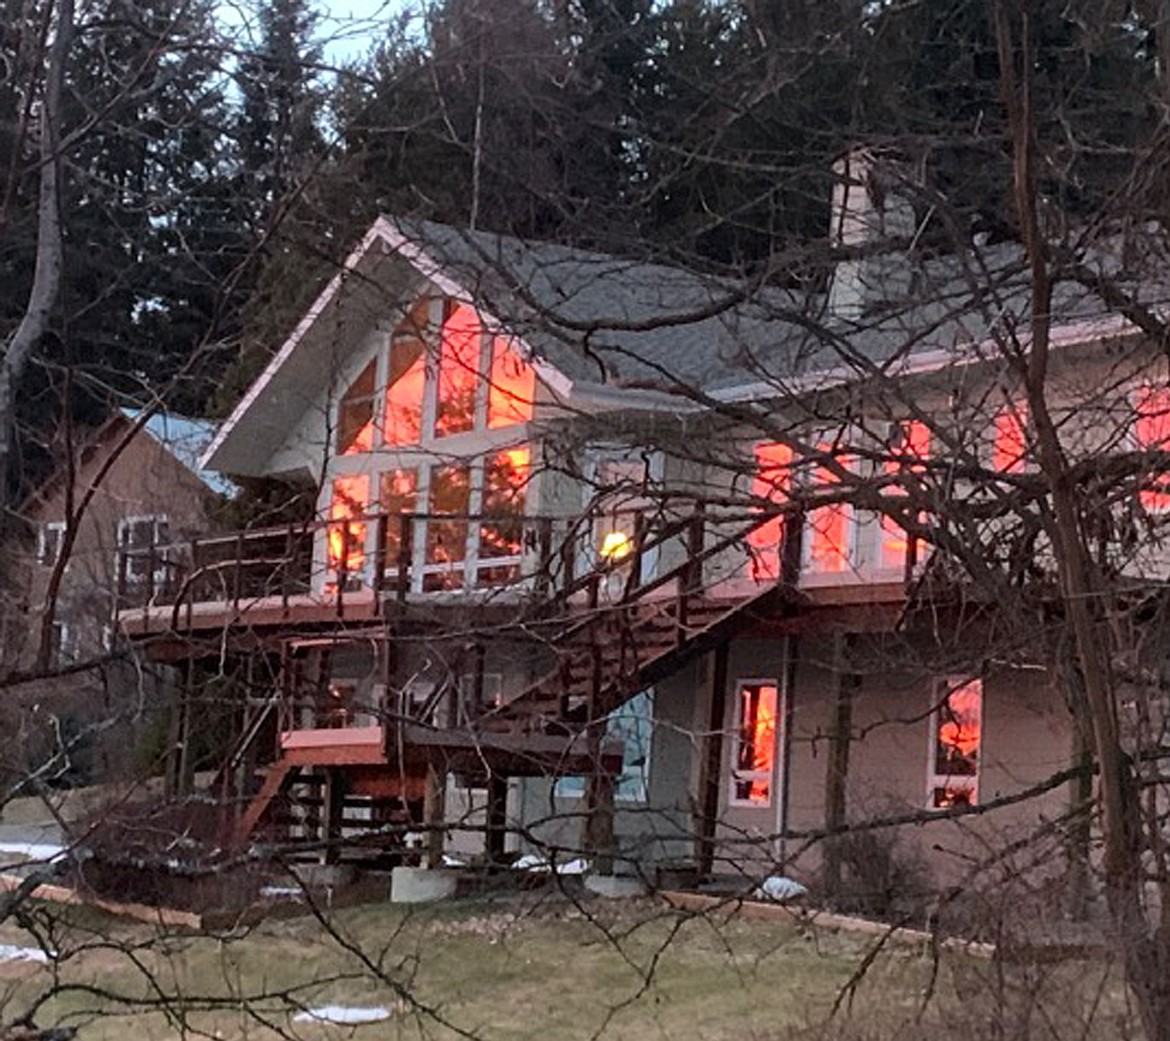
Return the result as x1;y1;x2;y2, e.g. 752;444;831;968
534;516;553;599
904;528;919;586
395;514;412;603
232;530;245;610
559;525;577;599
372;514;388;617
623;511;647;601
780;507;805;587
281;525;295;612
335;521;348;616
686;502;706;592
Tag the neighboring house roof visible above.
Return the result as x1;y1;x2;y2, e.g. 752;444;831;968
204;213;1170;475
23;409;236;519
120;409;238;498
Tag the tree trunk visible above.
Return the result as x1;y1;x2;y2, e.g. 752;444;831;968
0;0;73;514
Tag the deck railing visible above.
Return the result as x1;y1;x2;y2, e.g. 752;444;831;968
117;499;925;623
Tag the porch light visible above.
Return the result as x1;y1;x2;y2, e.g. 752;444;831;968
600;530;633;561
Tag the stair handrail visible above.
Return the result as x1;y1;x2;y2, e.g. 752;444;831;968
475;506;791;726
209;690;284;802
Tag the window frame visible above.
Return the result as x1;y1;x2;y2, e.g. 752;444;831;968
37;521;66;568
116;514;171;589
877;418;931;573
374;447;531;595
801;444;856;577
555;688;654;803
1132;382;1170;513
333;295;536;459
926;676;983;810
729;678;781;809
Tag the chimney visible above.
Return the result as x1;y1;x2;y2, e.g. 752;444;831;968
827;147;918;321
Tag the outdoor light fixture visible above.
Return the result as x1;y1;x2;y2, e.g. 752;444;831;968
600;530;633;561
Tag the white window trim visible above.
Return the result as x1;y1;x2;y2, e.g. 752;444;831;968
728;677;781;809
37;520;66;567
926;676;982;810
117;514;171;587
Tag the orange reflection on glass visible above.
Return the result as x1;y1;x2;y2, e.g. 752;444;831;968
488;337;535;428
749;442;792;581
337;361;376;455
327;474;369;574
1136;384;1170;511
993;405;1027;474
936;682;981;771
385;349;425;446
435;304;481;437
735;682;777;804
808;448;850;573
881;420;930;570
481;446;529;564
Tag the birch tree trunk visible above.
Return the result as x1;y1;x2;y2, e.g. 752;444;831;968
0;0;74;515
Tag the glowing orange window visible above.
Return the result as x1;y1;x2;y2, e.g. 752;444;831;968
479;447;530;585
336;361;376;455
384;335;426;446
327;474;369;576
1135;384;1170;511
807;447;851;573
488;337;535;428
929;678;981;809
434;304;481;437
732;681;777;805
379;468;418;565
992;405;1028;474
881;420;930;570
749;442;792;581
424;464;471;591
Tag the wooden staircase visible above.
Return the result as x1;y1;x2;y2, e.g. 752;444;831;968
480;582;792;735
223;508;795;848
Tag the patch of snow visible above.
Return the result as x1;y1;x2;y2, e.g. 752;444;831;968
512;853;590;876
512;853;550;873
752;876;808;903
259;886;305;901
0;945;50;964
441;853;467;868
0;842;66;863
292;1005;391;1024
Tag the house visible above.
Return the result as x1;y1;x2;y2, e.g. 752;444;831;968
1;409;232;789
116;153;1170;899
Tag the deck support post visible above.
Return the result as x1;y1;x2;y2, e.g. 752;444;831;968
485;774;508;865
424;762;447;868
583;723;616;876
695;642;729;878
822;633;858;904
322;768;344;865
166;658;195;797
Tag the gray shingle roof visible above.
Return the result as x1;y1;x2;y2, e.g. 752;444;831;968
387;218;1168;399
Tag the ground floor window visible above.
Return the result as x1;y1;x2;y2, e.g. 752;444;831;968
929;677;982;808
556;689;653;802
730;680;779;807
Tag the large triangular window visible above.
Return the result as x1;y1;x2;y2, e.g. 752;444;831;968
337;296;536;455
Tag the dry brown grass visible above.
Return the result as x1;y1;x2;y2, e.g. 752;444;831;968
0;889;1138;1041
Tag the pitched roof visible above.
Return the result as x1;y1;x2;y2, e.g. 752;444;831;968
121;409;238;497
204;214;1169;474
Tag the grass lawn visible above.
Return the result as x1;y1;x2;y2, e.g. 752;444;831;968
0;889;1136;1041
